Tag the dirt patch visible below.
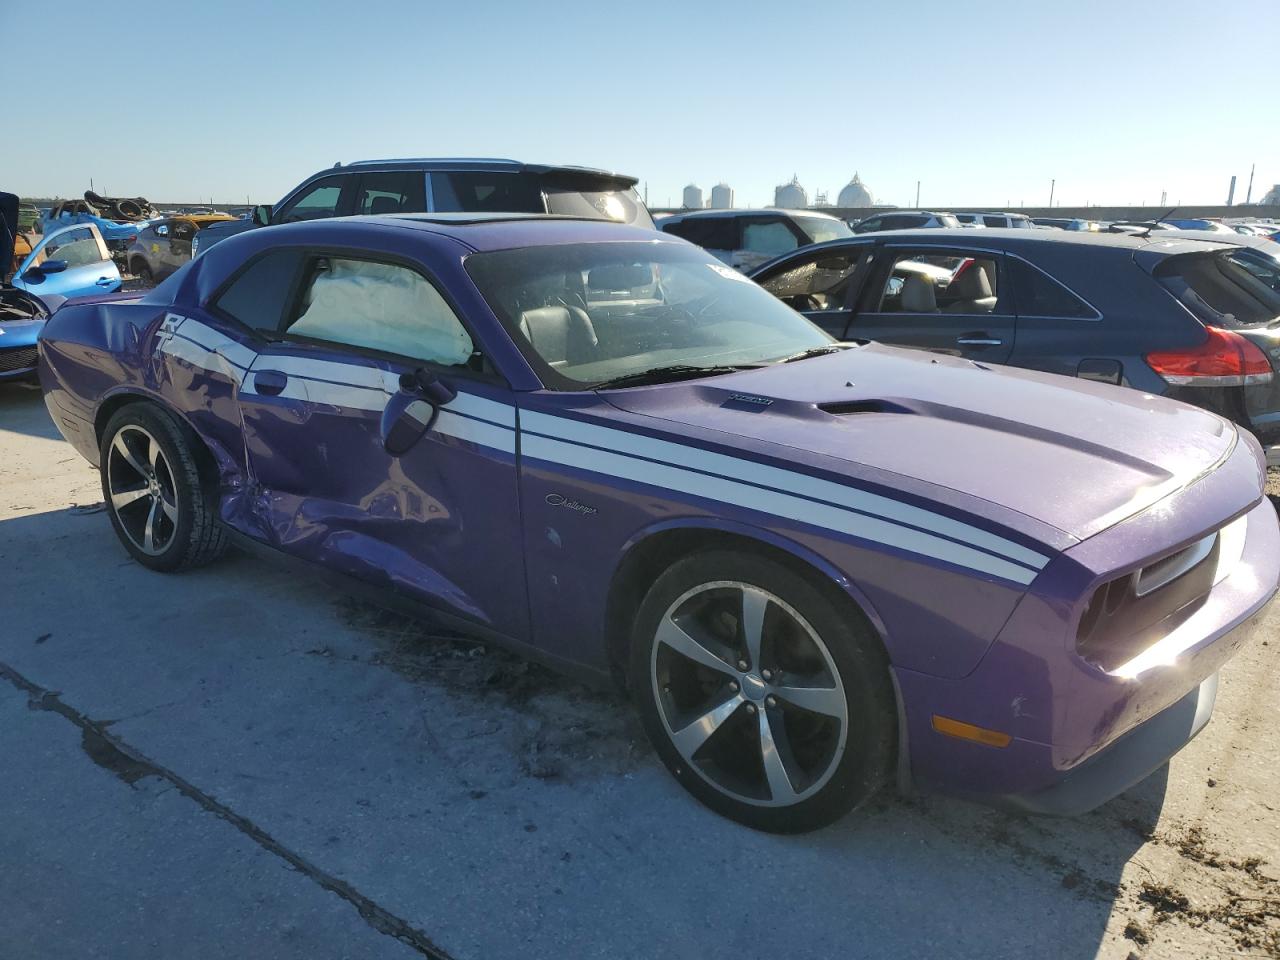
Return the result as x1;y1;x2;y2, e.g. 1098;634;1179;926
1266;467;1280;512
331;598;650;786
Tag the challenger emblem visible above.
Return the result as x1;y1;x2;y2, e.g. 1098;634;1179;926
545;493;598;516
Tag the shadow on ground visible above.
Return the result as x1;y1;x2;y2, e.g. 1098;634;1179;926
0;382;60;441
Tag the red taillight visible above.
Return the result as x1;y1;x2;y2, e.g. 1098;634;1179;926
1146;326;1274;386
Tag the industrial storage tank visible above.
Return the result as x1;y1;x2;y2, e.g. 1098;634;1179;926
837;173;872;207
774;175;808;209
682;184;705;209
710;183;734;209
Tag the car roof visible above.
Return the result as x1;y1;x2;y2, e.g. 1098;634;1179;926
318;158;639;187
806;227;1240;254
662;208;845;222
309;212;673;252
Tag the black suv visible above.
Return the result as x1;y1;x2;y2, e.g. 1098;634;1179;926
193;158;653;257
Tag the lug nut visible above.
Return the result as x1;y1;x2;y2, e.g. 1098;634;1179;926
761;669;773;682
745;703;757;715
728;680;739;692
737;659;749;671
766;695;778;708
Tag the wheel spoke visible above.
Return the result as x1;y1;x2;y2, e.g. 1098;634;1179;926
147;435;161;473
110;486;150;510
774;682;845;719
757;708;799;804
656;616;736;677
113;433;147;477
143;500;160;553
740;587;769;670
159;496;178;523
670;692;744;760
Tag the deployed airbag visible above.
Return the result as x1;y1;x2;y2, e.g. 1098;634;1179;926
291;258;474;366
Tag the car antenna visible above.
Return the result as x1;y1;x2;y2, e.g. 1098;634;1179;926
1138;207;1178;238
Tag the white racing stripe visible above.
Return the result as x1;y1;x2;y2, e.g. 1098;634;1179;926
524;434;1037;584
521;410;1047;570
150;318;1044;579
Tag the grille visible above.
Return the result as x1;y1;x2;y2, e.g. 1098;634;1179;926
0;347;38;373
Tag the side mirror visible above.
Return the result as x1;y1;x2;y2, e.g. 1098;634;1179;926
156;225;170;237
252;204;273;227
41;259;69;274
380;370;456;456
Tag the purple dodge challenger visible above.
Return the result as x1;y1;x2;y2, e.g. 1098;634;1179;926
38;214;1279;832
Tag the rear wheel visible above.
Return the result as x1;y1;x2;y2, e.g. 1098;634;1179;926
630;550;896;833
134;261;154;286
99;403;228;571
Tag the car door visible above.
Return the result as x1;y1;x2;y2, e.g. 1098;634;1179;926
750;242;875;339
846;245;1015;363
165;219;199;270
211;246;529;640
13;224;121;298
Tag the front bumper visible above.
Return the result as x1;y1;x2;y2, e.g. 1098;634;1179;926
894;448;1279;812
1002;671;1217;816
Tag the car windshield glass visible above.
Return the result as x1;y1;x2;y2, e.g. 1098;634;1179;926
937;214;961;228
466;241;831;389
542;183;654;228
1155;251;1280;327
792;216;853;244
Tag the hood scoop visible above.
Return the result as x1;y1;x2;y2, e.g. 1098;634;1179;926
819;398;918;416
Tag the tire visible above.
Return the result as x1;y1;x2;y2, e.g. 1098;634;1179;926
99;403;228;572
134;262;153;286
629;549;895;833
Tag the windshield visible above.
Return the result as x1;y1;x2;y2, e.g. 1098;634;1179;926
793;215;853;244
543;183;654;228
937;214;961;228
466;241;831;388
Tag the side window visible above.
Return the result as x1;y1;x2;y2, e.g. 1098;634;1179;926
1009;258;1096;319
276;176;347;223
870;252;1002;315
287;257;474;366
170;220;197;242
211;249;305;333
741;220;801;256
355;171;426;216
430;172;543;213
759;250;862;311
663;217;737;250
39;228;104;268
982;215;1006;228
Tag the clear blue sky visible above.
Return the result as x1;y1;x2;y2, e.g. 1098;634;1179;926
6;0;1277;208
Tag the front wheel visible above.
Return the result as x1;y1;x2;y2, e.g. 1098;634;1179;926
630;550;896;833
99;403;228;571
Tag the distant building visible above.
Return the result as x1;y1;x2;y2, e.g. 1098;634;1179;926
709;183;734;209
1263;184;1280;206
682;184;704;209
837;172;873;207
774;175;808;208
813;190;830;207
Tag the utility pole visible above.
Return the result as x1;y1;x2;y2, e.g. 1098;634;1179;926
1049;179;1055;207
1227;176;1237;207
915;181;920;207
1246;164;1255;204
1160;190;1167;206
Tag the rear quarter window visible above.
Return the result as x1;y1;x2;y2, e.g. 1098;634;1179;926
1009;258;1096;319
211;250;305;333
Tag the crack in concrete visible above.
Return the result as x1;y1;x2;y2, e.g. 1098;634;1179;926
0;660;455;960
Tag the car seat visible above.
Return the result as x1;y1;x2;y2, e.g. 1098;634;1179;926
518;306;599;367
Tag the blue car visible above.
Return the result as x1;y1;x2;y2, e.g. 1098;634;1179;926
11;222;122;301
0;287;52;381
36;215;1277;832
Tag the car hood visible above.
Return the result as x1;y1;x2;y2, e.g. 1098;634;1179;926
601;343;1237;542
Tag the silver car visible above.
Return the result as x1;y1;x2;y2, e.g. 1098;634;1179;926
127;215;235;284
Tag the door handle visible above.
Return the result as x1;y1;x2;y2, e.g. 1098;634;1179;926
956;336;1002;346
96;277;115;286
253;369;288;396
